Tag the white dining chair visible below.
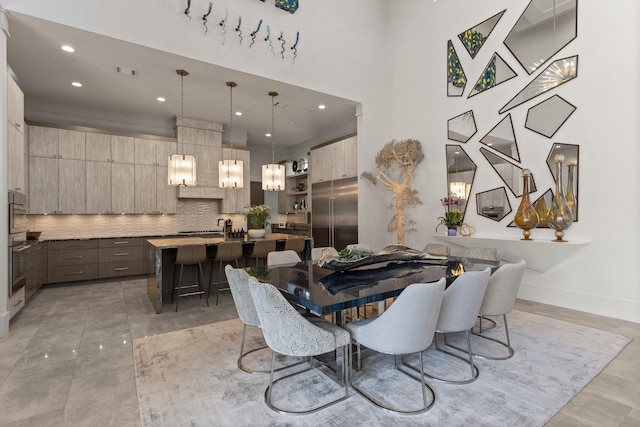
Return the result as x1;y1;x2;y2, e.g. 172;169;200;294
266;250;301;268
248;276;351;414
347;279;445;414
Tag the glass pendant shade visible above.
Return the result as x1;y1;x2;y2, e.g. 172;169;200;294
168;154;197;186
262;163;285;191
219;159;244;189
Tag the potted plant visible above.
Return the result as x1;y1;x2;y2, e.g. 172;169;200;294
436;196;464;236
243;204;271;238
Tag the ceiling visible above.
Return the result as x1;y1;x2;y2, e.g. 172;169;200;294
6;12;359;148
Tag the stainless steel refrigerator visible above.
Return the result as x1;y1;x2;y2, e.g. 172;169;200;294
312;177;358;250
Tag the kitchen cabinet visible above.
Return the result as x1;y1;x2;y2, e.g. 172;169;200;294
85;132;111;161
98;238;146;278
111;163;135;214
7;74;25;193
110;135;135;163
310;136;357;184
86;160;112;214
48;240;99;284
25;242;47;301
28;126;87;213
135;164;157;213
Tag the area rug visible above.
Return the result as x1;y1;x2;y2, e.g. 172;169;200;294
133;311;630;427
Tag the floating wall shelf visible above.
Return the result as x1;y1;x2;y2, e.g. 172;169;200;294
435;235;591;273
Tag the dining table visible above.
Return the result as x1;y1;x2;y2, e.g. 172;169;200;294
248;256;502;324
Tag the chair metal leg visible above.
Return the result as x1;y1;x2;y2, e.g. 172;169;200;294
471;314;515;360
198;262;209;307
237;324;304;374
351;350;436;414
175;264;184;312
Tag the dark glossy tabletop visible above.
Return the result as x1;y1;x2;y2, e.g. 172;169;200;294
249;257;500;316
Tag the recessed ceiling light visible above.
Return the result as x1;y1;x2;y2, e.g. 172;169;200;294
235;111;242;116
72;81;82;87
318;104;326;109
61;45;75;53
265;133;272;137
157;97;166;102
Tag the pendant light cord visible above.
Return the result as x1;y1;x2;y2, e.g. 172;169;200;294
270;92;277;164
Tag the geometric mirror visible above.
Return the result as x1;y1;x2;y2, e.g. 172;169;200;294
458;10;506;59
448;110;477;143
468;52;518;97
546;143;579;221
504;0;578;74
447;40;467;96
499;55;578;113
476;187;512;222
447;144;477;220
480;147;537;197
525;95;576;138
480;114;520;162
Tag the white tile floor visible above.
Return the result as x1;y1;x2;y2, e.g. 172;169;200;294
0;277;638;426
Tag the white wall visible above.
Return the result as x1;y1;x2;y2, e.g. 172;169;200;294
380;0;640;322
4;0;639;323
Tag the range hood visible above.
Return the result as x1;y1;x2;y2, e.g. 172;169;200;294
177;186;225;200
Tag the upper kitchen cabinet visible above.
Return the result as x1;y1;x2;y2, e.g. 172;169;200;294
28;125;86;213
309;136;357;184
85;132;111;161
7;74;25;193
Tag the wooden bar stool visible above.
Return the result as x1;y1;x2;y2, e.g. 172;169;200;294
172;244;209;311
208;241;243;304
248;239;276;267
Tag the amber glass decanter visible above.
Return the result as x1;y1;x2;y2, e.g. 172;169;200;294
548;154;573;242
514;169;539;240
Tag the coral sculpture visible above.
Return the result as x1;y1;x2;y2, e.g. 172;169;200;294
361;139;424;245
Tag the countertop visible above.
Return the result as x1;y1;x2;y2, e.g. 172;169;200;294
147;233;310;249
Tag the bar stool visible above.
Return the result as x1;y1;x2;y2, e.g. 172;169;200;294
284;237;306;258
172;244;209;312
248;239;276;267
208;241;243;304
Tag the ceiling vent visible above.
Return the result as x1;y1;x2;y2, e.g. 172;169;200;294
115;66;137;76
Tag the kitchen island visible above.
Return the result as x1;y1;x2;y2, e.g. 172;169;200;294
146;233;312;313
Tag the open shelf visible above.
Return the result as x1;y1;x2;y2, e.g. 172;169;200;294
435;234;591;273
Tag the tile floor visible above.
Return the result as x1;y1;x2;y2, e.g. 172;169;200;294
0;277;638;426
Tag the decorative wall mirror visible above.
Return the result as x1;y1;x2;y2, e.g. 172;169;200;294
447;40;467;96
480;114;520;162
448;110;477;142
546;143;579;221
525;95;576;137
446;145;476;219
458;10;506;59
468;53;517;98
499;55;578;113
504;0;578;74
476;187;512;222
480;147;537;197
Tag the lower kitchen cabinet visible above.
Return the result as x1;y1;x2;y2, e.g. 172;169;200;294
48;240;99;284
25;242;47;301
98;238;146;278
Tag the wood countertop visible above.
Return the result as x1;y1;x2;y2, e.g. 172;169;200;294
147;233;309;249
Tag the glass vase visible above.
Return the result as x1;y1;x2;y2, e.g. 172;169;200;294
548;155;573;242
514;169;539;240
565;158;577;221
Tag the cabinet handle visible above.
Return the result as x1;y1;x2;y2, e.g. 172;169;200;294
13;299;23;306
114;267;129;271
113;241;129;245
64;255;83;260
15;123;21;128
64;271;84;275
113;252;129;256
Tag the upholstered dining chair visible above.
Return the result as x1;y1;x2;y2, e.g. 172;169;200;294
403;268;490;384
473;259;526;360
208;240;243;304
424;243;450;257
248;276;351;414
310;246;339;263
266;250;301;268
171;244;209;312
347;279;445;414
248;239;276;267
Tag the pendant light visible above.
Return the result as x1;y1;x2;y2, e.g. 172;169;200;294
219;81;244;189
262;91;285;191
168;69;197;186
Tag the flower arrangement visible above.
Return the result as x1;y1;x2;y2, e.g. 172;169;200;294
436;196;464;231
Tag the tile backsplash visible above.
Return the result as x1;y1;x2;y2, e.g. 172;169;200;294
27;200;246;240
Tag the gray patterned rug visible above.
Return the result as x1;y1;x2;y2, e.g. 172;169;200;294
133;311;630;427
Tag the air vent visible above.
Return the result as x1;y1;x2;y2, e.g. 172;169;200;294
115;66;137;76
